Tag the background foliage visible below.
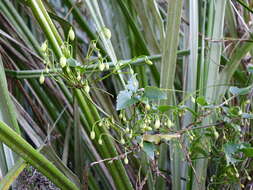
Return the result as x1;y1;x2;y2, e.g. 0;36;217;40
0;0;253;189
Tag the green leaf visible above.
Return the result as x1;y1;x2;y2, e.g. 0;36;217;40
143;142;156;160
157;105;178;112
241;113;253;119
229;86;251;96
67;58;82;67
126;74;139;92
0;120;79;190
144;86;167;100
247;64;253;73
143;134;180;144
223;142;245;165
196;96;208;106
240;147;253;157
116;90;138;110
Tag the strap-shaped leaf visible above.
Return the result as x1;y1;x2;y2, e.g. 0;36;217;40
0;120;79;190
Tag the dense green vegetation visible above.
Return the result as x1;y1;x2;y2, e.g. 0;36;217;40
0;0;253;189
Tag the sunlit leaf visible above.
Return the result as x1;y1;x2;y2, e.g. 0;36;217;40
229;86;251;96
144;86;167;100
143;142;156;160
116;90;138;110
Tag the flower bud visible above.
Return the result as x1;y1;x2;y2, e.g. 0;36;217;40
98;138;103;145
154;119;160;129
41;41;47;52
39;74;45;84
146;127;152;131
99;63;105;71
129;130;133;138
120;138;125;145
90;131;95;140
167;119;174;128
214;131;219;140
139;140;143;148
141;123;147;129
125;127;130;133
85;85;90;94
145;104;151;111
77;73;81;81
103;27;111;39
68;27;75;41
105;63;110;70
66;67;71;73
145;60;153;65
124;156;129;164
60;56;67;68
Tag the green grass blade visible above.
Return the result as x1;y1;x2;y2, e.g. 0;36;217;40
0;159;28;190
159;1;183;189
0;120;79;190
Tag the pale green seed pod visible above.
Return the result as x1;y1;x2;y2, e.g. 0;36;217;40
124;157;129;164
98;138;103;145
99;63;105;71
98;121;103;127
214;131;219;140
85;85;90;94
68;27;75;41
154;119;160;129
90;131;95;140
130;69;134;75
105;63;110;70
129;130;133;138
141;123;147;129
41;41;47;52
125;127;130;133
77;73;81;81
60;56;67;68
145;60;153;65
139;140;143;148
145;104;151;111
39;74;45;84
103;27;111;39
120;138;125;145
167;119;174;128
66;66;71;73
